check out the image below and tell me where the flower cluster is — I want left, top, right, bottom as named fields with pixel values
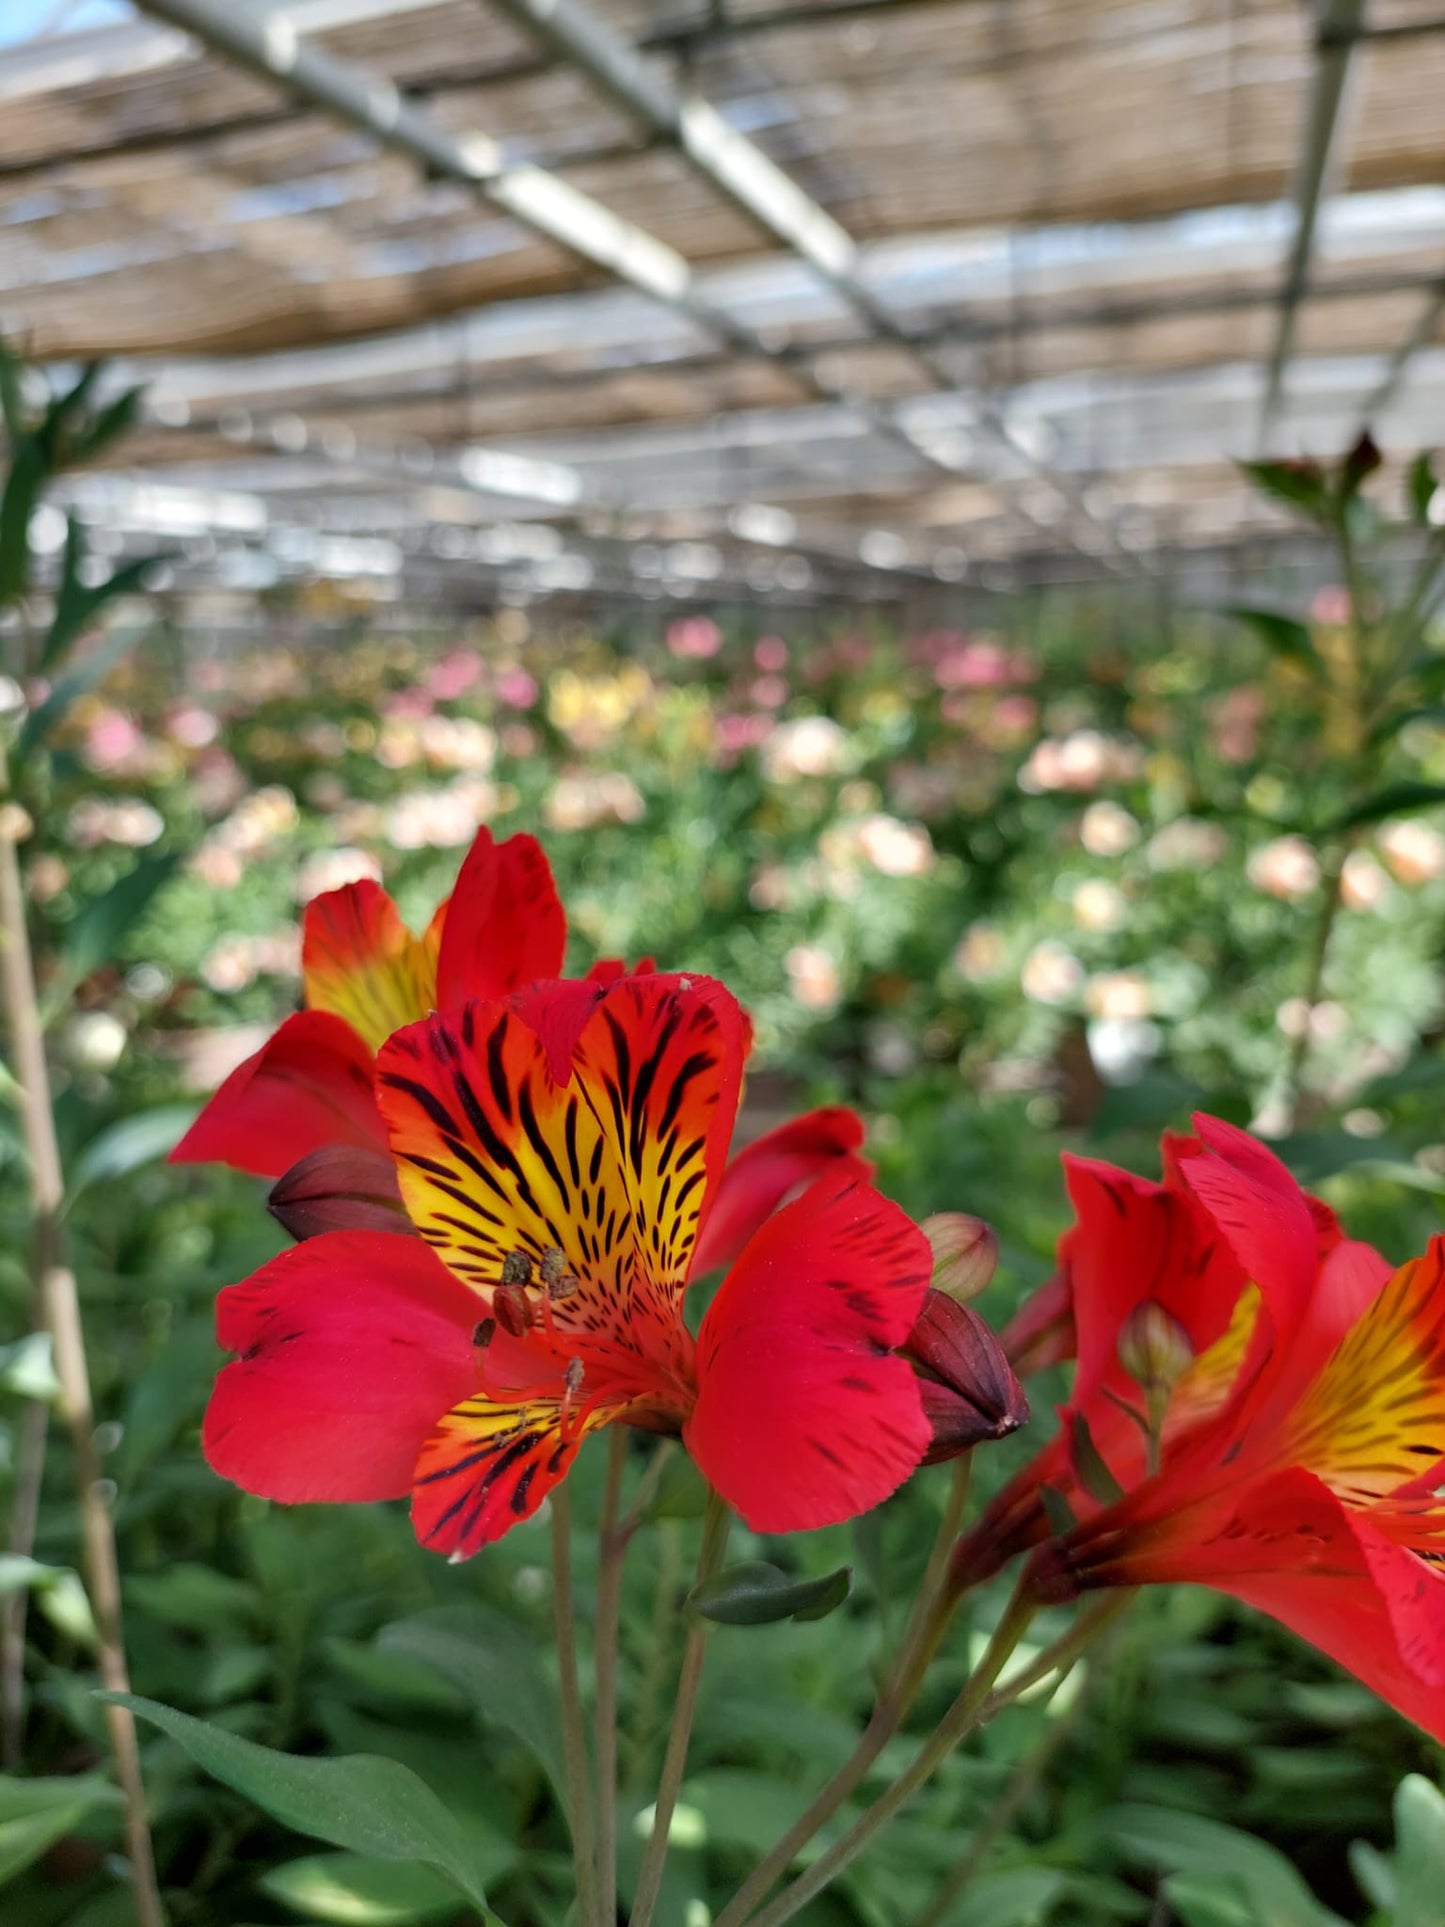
left=970, top=1116, right=1445, bottom=1740
left=179, top=828, right=1024, bottom=1556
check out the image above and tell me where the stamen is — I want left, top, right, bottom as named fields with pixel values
left=472, top=1316, right=496, bottom=1350
left=494, top=1286, right=534, bottom=1337
left=565, top=1357, right=585, bottom=1397
left=501, top=1248, right=534, bottom=1287
left=539, top=1247, right=567, bottom=1285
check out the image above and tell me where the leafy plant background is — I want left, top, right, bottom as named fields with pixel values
left=5, top=371, right=1445, bottom=1923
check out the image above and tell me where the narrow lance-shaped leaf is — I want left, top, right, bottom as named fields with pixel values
left=17, top=625, right=141, bottom=762
left=107, top=1693, right=501, bottom=1918
left=65, top=850, right=180, bottom=984
left=688, top=1560, right=853, bottom=1626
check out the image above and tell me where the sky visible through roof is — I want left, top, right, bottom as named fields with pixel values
left=0, top=0, right=130, bottom=48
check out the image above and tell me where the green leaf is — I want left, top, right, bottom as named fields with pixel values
left=376, top=1605, right=566, bottom=1804
left=0, top=345, right=26, bottom=445
left=687, top=1560, right=853, bottom=1627
left=1392, top=1774, right=1445, bottom=1927
left=0, top=1554, right=96, bottom=1645
left=1068, top=1413, right=1124, bottom=1505
left=0, top=439, right=44, bottom=608
left=260, top=1851, right=469, bottom=1925
left=1224, top=604, right=1319, bottom=670
left=1408, top=451, right=1438, bottom=525
left=1239, top=458, right=1332, bottom=525
left=1329, top=783, right=1445, bottom=831
left=945, top=1867, right=1069, bottom=1926
left=42, top=524, right=158, bottom=674
left=17, top=625, right=141, bottom=762
left=0, top=1331, right=59, bottom=1401
left=65, top=851, right=181, bottom=984
left=1107, top=1804, right=1346, bottom=1927
left=0, top=1774, right=119, bottom=1889
left=641, top=1451, right=708, bottom=1521
left=108, top=1693, right=500, bottom=1918
left=67, top=1103, right=197, bottom=1201
left=72, top=386, right=144, bottom=465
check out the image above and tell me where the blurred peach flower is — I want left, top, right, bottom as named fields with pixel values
left=1147, top=818, right=1228, bottom=871
left=543, top=771, right=646, bottom=832
left=1021, top=941, right=1084, bottom=1006
left=1378, top=818, right=1445, bottom=885
left=785, top=943, right=843, bottom=1012
left=1085, top=970, right=1153, bottom=1021
left=761, top=716, right=850, bottom=782
left=1079, top=801, right=1140, bottom=857
left=1247, top=835, right=1320, bottom=901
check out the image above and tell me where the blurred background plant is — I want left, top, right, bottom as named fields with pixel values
left=5, top=342, right=1445, bottom=1924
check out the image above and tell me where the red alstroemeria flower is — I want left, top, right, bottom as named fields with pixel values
left=960, top=1115, right=1445, bottom=1740
left=170, top=827, right=565, bottom=1178
left=203, top=973, right=933, bottom=1555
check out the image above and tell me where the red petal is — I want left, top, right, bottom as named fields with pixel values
left=435, top=829, right=566, bottom=1011
left=1179, top=1114, right=1320, bottom=1335
left=1212, top=1472, right=1445, bottom=1741
left=169, top=1011, right=385, bottom=1179
left=203, top=1232, right=480, bottom=1503
left=687, top=1179, right=932, bottom=1533
left=303, top=881, right=440, bottom=1053
left=411, top=1393, right=619, bottom=1559
left=692, top=1106, right=873, bottom=1276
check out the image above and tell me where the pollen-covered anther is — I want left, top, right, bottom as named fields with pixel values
left=501, top=1248, right=534, bottom=1287
left=472, top=1316, right=496, bottom=1350
left=565, top=1357, right=585, bottom=1397
left=1118, top=1298, right=1194, bottom=1396
left=493, top=1285, right=534, bottom=1337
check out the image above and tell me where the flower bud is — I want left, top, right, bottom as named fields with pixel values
left=921, top=1213, right=998, bottom=1303
left=1117, top=1298, right=1193, bottom=1395
left=268, top=1145, right=409, bottom=1241
left=902, top=1289, right=1029, bottom=1465
left=1000, top=1271, right=1076, bottom=1377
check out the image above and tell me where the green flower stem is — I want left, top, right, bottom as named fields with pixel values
left=0, top=765, right=166, bottom=1927
left=550, top=1484, right=601, bottom=1927
left=744, top=1589, right=1131, bottom=1927
left=712, top=1478, right=969, bottom=1927
left=593, top=1429, right=629, bottom=1926
left=628, top=1489, right=730, bottom=1927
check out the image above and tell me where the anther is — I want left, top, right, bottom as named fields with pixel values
left=493, top=1286, right=533, bottom=1337
left=539, top=1246, right=567, bottom=1285
left=472, top=1316, right=496, bottom=1350
left=501, top=1248, right=534, bottom=1287
left=565, top=1357, right=585, bottom=1397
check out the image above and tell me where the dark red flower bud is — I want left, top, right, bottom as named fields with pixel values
left=1000, top=1270, right=1076, bottom=1378
left=267, top=1145, right=410, bottom=1242
left=902, top=1289, right=1029, bottom=1465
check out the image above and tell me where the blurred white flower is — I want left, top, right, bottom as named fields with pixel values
left=762, top=716, right=850, bottom=783
left=64, top=1011, right=127, bottom=1072
left=1021, top=941, right=1084, bottom=1006
left=1340, top=849, right=1393, bottom=912
left=1247, top=835, right=1320, bottom=901
left=785, top=943, right=842, bottom=1012
left=1147, top=819, right=1228, bottom=871
left=1071, top=878, right=1127, bottom=933
left=1379, top=818, right=1445, bottom=885
left=297, top=847, right=384, bottom=903
left=1019, top=730, right=1142, bottom=796
left=855, top=813, right=935, bottom=878
left=1079, top=800, right=1140, bottom=857
left=1085, top=971, right=1153, bottom=1020
left=1087, top=1016, right=1161, bottom=1085
left=543, top=771, right=646, bottom=833
left=953, top=922, right=1005, bottom=982
left=67, top=798, right=164, bottom=849
left=387, top=780, right=499, bottom=850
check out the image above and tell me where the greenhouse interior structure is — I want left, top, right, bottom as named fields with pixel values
left=11, top=4, right=1445, bottom=1927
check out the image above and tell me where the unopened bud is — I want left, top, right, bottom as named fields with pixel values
left=903, top=1289, right=1029, bottom=1465
left=1000, top=1272, right=1076, bottom=1377
left=1117, top=1298, right=1193, bottom=1395
left=493, top=1285, right=534, bottom=1337
left=921, top=1213, right=998, bottom=1303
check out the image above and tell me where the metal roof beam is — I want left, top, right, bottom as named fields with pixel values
left=1259, top=0, right=1369, bottom=443
left=480, top=0, right=1145, bottom=573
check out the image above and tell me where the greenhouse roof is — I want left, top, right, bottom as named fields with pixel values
left=4, top=0, right=1445, bottom=597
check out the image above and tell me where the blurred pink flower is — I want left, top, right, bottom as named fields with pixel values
left=666, top=616, right=723, bottom=660
left=751, top=675, right=789, bottom=708
left=425, top=648, right=484, bottom=701
left=495, top=666, right=539, bottom=710
left=1310, top=584, right=1352, bottom=626
left=754, top=636, right=789, bottom=672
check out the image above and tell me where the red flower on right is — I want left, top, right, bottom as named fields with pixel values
left=963, top=1114, right=1445, bottom=1740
